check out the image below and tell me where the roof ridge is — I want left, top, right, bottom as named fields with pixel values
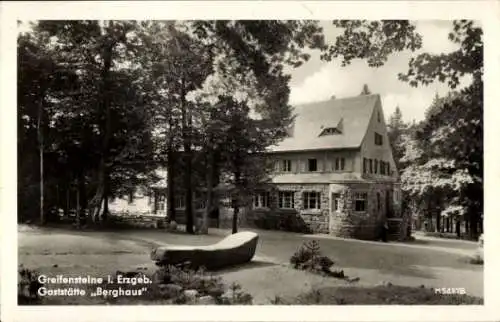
left=293, top=93, right=380, bottom=108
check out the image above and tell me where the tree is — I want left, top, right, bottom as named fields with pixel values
left=323, top=20, right=483, bottom=239
left=387, top=106, right=407, bottom=174
left=19, top=21, right=158, bottom=225
left=185, top=20, right=324, bottom=233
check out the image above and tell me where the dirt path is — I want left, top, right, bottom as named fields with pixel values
left=18, top=225, right=484, bottom=301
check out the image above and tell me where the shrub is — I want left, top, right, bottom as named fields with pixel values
left=289, top=240, right=347, bottom=276
left=151, top=264, right=253, bottom=304
left=18, top=265, right=43, bottom=304
left=272, top=285, right=483, bottom=305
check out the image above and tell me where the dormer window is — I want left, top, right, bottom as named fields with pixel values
left=319, top=118, right=343, bottom=137
left=319, top=127, right=342, bottom=136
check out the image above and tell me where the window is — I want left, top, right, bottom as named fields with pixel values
left=363, top=158, right=367, bottom=173
left=308, top=159, right=317, bottom=172
left=375, top=132, right=383, bottom=146
left=332, top=193, right=341, bottom=211
left=175, top=195, right=185, bottom=209
left=369, top=159, right=373, bottom=174
left=303, top=191, right=321, bottom=210
left=335, top=157, right=345, bottom=171
left=154, top=192, right=166, bottom=213
left=319, top=127, right=342, bottom=136
left=196, top=199, right=207, bottom=209
left=278, top=191, right=295, bottom=209
left=377, top=111, right=381, bottom=123
left=281, top=160, right=292, bottom=172
left=380, top=161, right=385, bottom=175
left=387, top=163, right=390, bottom=176
left=374, top=159, right=378, bottom=174
left=354, top=192, right=367, bottom=212
left=254, top=191, right=270, bottom=208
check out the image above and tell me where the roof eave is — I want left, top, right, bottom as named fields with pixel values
left=265, top=146, right=360, bottom=154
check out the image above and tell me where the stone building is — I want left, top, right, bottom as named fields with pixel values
left=242, top=93, right=403, bottom=239
left=109, top=93, right=405, bottom=240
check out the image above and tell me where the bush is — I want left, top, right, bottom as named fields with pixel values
left=272, top=284, right=483, bottom=305
left=18, top=265, right=43, bottom=304
left=149, top=263, right=253, bottom=304
left=289, top=240, right=348, bottom=277
left=18, top=263, right=253, bottom=305
left=423, top=231, right=476, bottom=241
left=253, top=212, right=311, bottom=233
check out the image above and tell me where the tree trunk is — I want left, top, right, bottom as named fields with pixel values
left=102, top=172, right=109, bottom=222
left=180, top=76, right=194, bottom=234
left=65, top=185, right=70, bottom=217
left=90, top=31, right=114, bottom=224
left=455, top=218, right=461, bottom=238
left=37, top=95, right=45, bottom=225
left=201, top=148, right=215, bottom=234
left=77, top=171, right=87, bottom=227
left=232, top=168, right=241, bottom=234
left=469, top=212, right=478, bottom=240
left=232, top=205, right=239, bottom=234
left=167, top=147, right=176, bottom=221
left=436, top=211, right=441, bottom=233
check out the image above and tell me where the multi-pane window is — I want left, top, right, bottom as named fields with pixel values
left=175, top=195, right=185, bottom=209
left=254, top=191, right=270, bottom=208
left=308, top=159, right=318, bottom=172
left=332, top=193, right=341, bottom=211
left=335, top=157, right=346, bottom=171
left=278, top=191, right=295, bottom=209
left=155, top=193, right=166, bottom=213
left=303, top=191, right=321, bottom=210
left=375, top=132, right=383, bottom=145
left=281, top=160, right=292, bottom=172
left=374, top=159, right=378, bottom=174
left=354, top=192, right=368, bottom=212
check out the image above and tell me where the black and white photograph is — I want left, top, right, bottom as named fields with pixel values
left=1, top=1, right=498, bottom=321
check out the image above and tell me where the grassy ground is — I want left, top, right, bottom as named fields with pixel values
left=271, top=285, right=483, bottom=305
left=18, top=224, right=483, bottom=304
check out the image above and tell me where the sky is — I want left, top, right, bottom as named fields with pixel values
left=18, top=20, right=471, bottom=123
left=286, top=20, right=472, bottom=123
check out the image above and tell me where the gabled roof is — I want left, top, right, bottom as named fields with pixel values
left=269, top=94, right=380, bottom=152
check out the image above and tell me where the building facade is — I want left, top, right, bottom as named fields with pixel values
left=109, top=94, right=405, bottom=240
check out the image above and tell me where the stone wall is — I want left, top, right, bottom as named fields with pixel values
left=328, top=182, right=398, bottom=240
left=239, top=183, right=330, bottom=234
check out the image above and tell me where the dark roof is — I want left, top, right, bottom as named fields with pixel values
left=269, top=94, right=380, bottom=152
